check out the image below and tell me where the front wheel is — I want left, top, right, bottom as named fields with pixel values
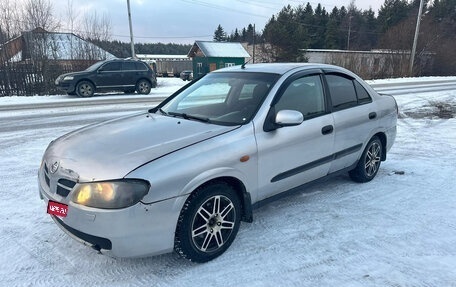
left=349, top=136, right=383, bottom=183
left=174, top=182, right=241, bottom=263
left=76, top=81, right=94, bottom=97
left=136, top=79, right=151, bottom=94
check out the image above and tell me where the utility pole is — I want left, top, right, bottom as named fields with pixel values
left=127, top=0, right=136, bottom=59
left=252, top=24, right=255, bottom=64
left=409, top=0, right=424, bottom=76
left=347, top=15, right=353, bottom=50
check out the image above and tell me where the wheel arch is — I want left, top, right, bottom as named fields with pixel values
left=76, top=78, right=96, bottom=88
left=373, top=132, right=387, bottom=161
left=188, top=176, right=253, bottom=223
left=136, top=77, right=152, bottom=86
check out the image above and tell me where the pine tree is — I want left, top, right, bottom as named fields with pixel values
left=263, top=5, right=306, bottom=61
left=313, top=4, right=328, bottom=48
left=325, top=7, right=340, bottom=49
left=230, top=28, right=241, bottom=42
left=213, top=24, right=227, bottom=42
left=377, top=0, right=411, bottom=33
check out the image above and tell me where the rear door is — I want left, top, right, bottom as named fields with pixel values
left=324, top=72, right=377, bottom=173
left=121, top=61, right=139, bottom=89
left=255, top=72, right=335, bottom=200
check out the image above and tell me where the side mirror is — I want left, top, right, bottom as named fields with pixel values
left=275, top=110, right=303, bottom=127
left=263, top=108, right=304, bottom=132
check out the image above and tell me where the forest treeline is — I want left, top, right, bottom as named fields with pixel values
left=96, top=0, right=456, bottom=75
left=92, top=40, right=192, bottom=57
left=214, top=0, right=456, bottom=75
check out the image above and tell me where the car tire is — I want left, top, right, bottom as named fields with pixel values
left=349, top=136, right=383, bottom=183
left=174, top=181, right=241, bottom=263
left=76, top=81, right=95, bottom=97
left=136, top=80, right=151, bottom=94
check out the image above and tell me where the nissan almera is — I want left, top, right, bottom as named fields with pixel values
left=38, top=63, right=397, bottom=262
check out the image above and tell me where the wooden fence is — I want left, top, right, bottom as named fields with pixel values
left=0, top=60, right=95, bottom=97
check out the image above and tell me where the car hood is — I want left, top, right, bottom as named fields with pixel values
left=57, top=71, right=89, bottom=79
left=45, top=112, right=238, bottom=182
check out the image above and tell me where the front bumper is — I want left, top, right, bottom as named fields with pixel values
left=38, top=168, right=187, bottom=258
left=55, top=80, right=76, bottom=93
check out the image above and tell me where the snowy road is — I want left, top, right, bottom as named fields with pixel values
left=0, top=78, right=455, bottom=286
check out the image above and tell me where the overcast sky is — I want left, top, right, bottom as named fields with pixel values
left=50, top=0, right=385, bottom=44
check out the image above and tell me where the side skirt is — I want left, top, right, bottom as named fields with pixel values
left=251, top=162, right=357, bottom=211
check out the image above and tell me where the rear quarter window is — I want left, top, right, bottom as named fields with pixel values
left=135, top=62, right=149, bottom=71
left=354, top=81, right=372, bottom=104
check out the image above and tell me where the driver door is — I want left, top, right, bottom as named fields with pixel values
left=255, top=73, right=335, bottom=200
left=97, top=61, right=122, bottom=88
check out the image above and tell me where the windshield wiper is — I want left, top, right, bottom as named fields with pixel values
left=158, top=108, right=168, bottom=115
left=167, top=111, right=211, bottom=123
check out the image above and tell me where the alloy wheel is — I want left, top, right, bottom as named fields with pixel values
left=365, top=141, right=381, bottom=177
left=191, top=195, right=236, bottom=253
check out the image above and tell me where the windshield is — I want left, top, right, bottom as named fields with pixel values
left=159, top=72, right=279, bottom=126
left=85, top=61, right=105, bottom=71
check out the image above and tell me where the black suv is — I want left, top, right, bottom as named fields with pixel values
left=55, top=58, right=157, bottom=97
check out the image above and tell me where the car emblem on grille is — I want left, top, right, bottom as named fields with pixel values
left=50, top=161, right=60, bottom=174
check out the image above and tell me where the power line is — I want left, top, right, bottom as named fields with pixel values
left=179, top=0, right=270, bottom=18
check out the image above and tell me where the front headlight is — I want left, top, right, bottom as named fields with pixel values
left=72, top=179, right=149, bottom=209
left=63, top=76, right=74, bottom=81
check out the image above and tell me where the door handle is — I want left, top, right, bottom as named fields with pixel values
left=321, top=125, right=334, bottom=135
left=369, top=112, right=377, bottom=119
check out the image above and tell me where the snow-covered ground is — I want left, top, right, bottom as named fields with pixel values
left=0, top=78, right=455, bottom=287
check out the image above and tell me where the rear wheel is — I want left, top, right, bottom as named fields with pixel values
left=174, top=182, right=241, bottom=263
left=76, top=81, right=94, bottom=97
left=349, top=136, right=382, bottom=182
left=136, top=79, right=151, bottom=94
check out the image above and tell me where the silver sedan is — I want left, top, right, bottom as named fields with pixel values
left=38, top=63, right=397, bottom=262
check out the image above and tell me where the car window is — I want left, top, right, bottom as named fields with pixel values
left=239, top=82, right=270, bottom=101
left=239, top=84, right=256, bottom=100
left=122, top=62, right=136, bottom=71
left=354, top=80, right=372, bottom=104
left=176, top=82, right=231, bottom=110
left=101, top=62, right=121, bottom=72
left=159, top=72, right=279, bottom=126
left=135, top=62, right=149, bottom=71
left=326, top=74, right=358, bottom=110
left=275, top=75, right=325, bottom=118
left=85, top=61, right=104, bottom=71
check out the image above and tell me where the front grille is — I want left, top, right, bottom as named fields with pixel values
left=57, top=178, right=77, bottom=197
left=43, top=162, right=77, bottom=198
left=43, top=164, right=50, bottom=188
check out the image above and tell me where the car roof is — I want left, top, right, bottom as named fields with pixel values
left=214, top=63, right=352, bottom=76
left=103, top=58, right=146, bottom=63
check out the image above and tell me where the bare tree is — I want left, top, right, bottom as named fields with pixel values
left=80, top=11, right=112, bottom=60
left=0, top=0, right=22, bottom=42
left=21, top=0, right=60, bottom=32
left=64, top=0, right=81, bottom=60
left=65, top=0, right=80, bottom=34
left=82, top=11, right=112, bottom=42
